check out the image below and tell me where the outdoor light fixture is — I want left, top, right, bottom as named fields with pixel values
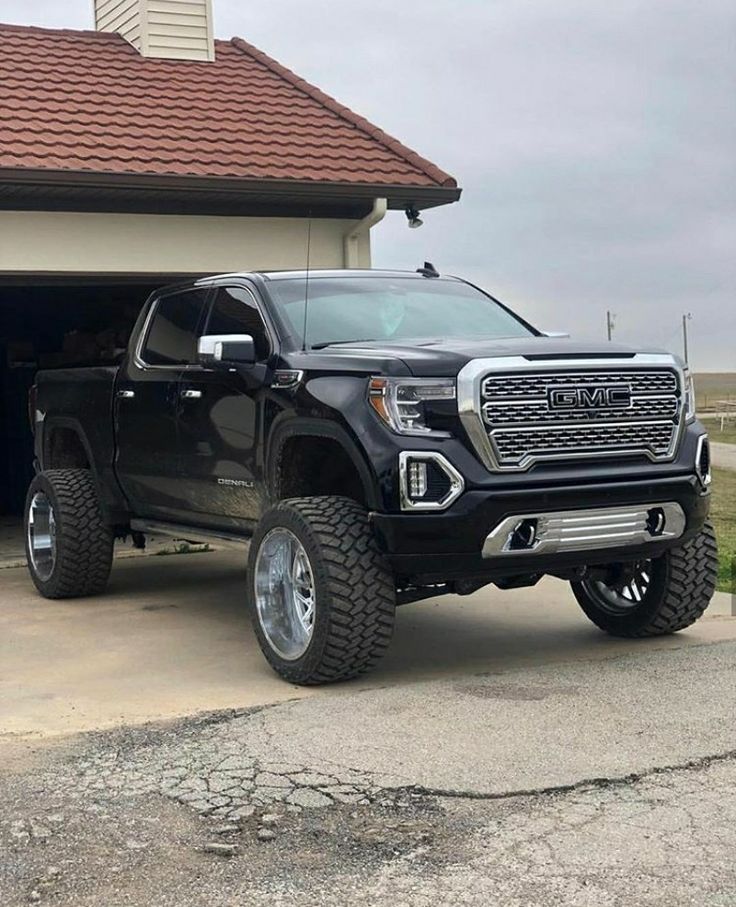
left=405, top=206, right=424, bottom=229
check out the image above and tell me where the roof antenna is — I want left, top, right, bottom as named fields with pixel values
left=301, top=214, right=313, bottom=351
left=417, top=261, right=440, bottom=278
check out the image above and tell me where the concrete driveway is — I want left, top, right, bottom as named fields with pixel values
left=2, top=551, right=736, bottom=906
left=712, top=440, right=736, bottom=470
left=1, top=549, right=733, bottom=737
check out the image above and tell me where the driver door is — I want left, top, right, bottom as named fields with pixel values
left=175, top=285, right=273, bottom=530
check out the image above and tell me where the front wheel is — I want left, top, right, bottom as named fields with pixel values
left=247, top=496, right=396, bottom=685
left=571, top=521, right=718, bottom=638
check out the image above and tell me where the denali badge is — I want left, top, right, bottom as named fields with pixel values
left=217, top=478, right=254, bottom=488
left=547, top=384, right=632, bottom=410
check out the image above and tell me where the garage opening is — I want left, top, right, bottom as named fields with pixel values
left=0, top=276, right=186, bottom=518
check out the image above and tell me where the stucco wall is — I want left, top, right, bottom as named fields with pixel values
left=0, top=211, right=371, bottom=275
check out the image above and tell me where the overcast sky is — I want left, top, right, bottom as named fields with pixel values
left=4, top=0, right=735, bottom=370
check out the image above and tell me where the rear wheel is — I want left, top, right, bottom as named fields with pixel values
left=24, top=469, right=114, bottom=599
left=571, top=521, right=718, bottom=637
left=247, top=496, right=395, bottom=684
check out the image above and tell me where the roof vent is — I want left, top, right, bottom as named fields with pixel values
left=94, top=0, right=215, bottom=62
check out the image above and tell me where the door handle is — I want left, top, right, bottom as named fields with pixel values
left=181, top=389, right=203, bottom=399
left=117, top=389, right=135, bottom=399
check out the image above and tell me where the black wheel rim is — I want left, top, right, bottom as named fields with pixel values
left=581, top=561, right=655, bottom=616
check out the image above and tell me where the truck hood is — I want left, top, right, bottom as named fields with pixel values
left=299, top=336, right=677, bottom=378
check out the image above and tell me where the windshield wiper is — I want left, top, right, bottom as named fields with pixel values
left=310, top=338, right=377, bottom=350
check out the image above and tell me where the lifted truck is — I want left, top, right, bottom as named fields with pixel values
left=26, top=267, right=717, bottom=684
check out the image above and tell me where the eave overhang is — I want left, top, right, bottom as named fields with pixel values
left=0, top=168, right=461, bottom=218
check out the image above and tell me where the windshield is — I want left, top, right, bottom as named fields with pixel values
left=266, top=276, right=535, bottom=348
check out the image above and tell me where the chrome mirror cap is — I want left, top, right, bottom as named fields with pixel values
left=198, top=333, right=255, bottom=365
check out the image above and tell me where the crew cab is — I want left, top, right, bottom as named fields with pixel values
left=25, top=267, right=717, bottom=683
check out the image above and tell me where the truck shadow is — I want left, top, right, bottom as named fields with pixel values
left=100, top=548, right=693, bottom=685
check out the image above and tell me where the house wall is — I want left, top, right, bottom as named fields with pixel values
left=95, top=0, right=143, bottom=52
left=145, top=0, right=214, bottom=61
left=0, top=211, right=372, bottom=275
left=94, top=0, right=215, bottom=61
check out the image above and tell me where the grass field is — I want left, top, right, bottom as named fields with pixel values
left=694, top=373, right=736, bottom=412
left=701, top=417, right=736, bottom=446
left=711, top=467, right=735, bottom=593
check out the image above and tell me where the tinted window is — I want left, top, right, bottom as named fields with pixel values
left=142, top=290, right=209, bottom=366
left=205, top=287, right=270, bottom=360
left=266, top=277, right=535, bottom=348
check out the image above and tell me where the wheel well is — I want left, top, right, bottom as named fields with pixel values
left=276, top=436, right=368, bottom=507
left=45, top=427, right=90, bottom=470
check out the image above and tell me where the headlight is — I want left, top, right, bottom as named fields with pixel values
left=684, top=369, right=696, bottom=422
left=368, top=377, right=456, bottom=436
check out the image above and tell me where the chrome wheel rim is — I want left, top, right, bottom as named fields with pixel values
left=254, top=528, right=316, bottom=661
left=28, top=491, right=57, bottom=582
left=581, top=561, right=653, bottom=615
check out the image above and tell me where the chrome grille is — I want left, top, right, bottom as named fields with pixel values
left=492, top=421, right=676, bottom=460
left=484, top=395, right=678, bottom=424
left=482, top=371, right=677, bottom=398
left=475, top=366, right=683, bottom=470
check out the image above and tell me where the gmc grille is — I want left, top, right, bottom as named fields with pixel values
left=478, top=368, right=683, bottom=470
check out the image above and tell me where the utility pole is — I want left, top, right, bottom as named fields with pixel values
left=606, top=311, right=616, bottom=342
left=682, top=313, right=692, bottom=365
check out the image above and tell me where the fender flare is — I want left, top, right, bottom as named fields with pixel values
left=39, top=416, right=130, bottom=522
left=40, top=416, right=96, bottom=477
left=266, top=417, right=379, bottom=511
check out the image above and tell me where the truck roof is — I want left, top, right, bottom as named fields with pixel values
left=196, top=268, right=460, bottom=284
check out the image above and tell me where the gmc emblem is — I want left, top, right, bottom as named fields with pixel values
left=547, top=384, right=632, bottom=410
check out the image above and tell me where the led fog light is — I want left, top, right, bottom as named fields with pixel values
left=695, top=435, right=711, bottom=488
left=399, top=452, right=464, bottom=512
left=408, top=461, right=428, bottom=498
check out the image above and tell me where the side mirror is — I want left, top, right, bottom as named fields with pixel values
left=198, top=334, right=256, bottom=367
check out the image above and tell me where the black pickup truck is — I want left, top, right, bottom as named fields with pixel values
left=26, top=266, right=716, bottom=684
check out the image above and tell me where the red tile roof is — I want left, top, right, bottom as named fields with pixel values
left=0, top=23, right=457, bottom=192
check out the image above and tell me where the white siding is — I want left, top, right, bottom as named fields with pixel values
left=95, top=0, right=143, bottom=52
left=94, top=0, right=215, bottom=61
left=146, top=0, right=214, bottom=61
left=0, top=212, right=372, bottom=274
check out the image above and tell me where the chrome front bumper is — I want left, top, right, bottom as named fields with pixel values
left=482, top=502, right=686, bottom=558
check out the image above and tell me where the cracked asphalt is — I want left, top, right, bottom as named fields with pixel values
left=2, top=552, right=736, bottom=905
left=3, top=641, right=736, bottom=905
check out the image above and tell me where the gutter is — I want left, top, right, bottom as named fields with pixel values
left=0, top=168, right=461, bottom=209
left=343, top=198, right=388, bottom=268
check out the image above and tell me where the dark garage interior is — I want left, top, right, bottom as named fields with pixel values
left=0, top=278, right=171, bottom=516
